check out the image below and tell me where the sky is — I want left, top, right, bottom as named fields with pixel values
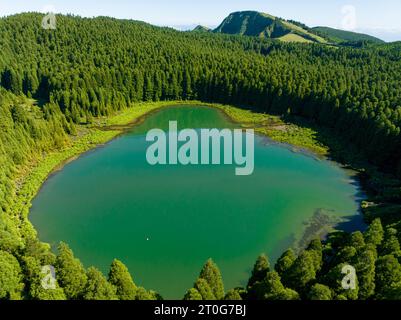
left=0, top=0, right=400, bottom=41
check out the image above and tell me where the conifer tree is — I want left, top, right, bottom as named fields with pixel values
left=224, top=289, right=243, bottom=300
left=354, top=246, right=376, bottom=299
left=247, top=254, right=270, bottom=288
left=194, top=278, right=216, bottom=300
left=22, top=256, right=66, bottom=300
left=0, top=250, right=24, bottom=299
left=308, top=284, right=332, bottom=300
left=198, top=259, right=225, bottom=300
left=275, top=249, right=296, bottom=277
left=55, top=242, right=87, bottom=299
left=375, top=255, right=401, bottom=299
left=285, top=251, right=317, bottom=294
left=381, top=228, right=401, bottom=257
left=184, top=288, right=203, bottom=300
left=108, top=259, right=137, bottom=300
left=364, top=219, right=384, bottom=246
left=83, top=267, right=117, bottom=300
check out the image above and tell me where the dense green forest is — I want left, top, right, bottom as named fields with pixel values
left=1, top=12, right=401, bottom=300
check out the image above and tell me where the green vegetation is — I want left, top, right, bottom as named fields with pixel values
left=213, top=11, right=326, bottom=43
left=108, top=259, right=137, bottom=300
left=280, top=20, right=327, bottom=43
left=0, top=250, right=24, bottom=299
left=83, top=267, right=117, bottom=300
left=0, top=12, right=401, bottom=300
left=56, top=242, right=88, bottom=299
left=184, top=259, right=225, bottom=300
left=257, top=126, right=328, bottom=155
left=193, top=25, right=211, bottom=33
left=311, top=26, right=385, bottom=44
left=199, top=10, right=383, bottom=46
left=278, top=33, right=313, bottom=43
left=214, top=11, right=286, bottom=38
left=209, top=103, right=329, bottom=155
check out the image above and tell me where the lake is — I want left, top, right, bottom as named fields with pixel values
left=30, top=105, right=363, bottom=299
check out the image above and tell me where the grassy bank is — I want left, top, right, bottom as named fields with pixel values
left=90, top=100, right=330, bottom=158
left=208, top=103, right=329, bottom=155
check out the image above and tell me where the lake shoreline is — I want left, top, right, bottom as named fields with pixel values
left=30, top=105, right=364, bottom=298
left=14, top=100, right=365, bottom=240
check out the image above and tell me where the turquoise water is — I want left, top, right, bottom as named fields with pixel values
left=30, top=106, right=361, bottom=299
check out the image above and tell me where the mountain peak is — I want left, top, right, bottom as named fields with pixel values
left=213, top=11, right=326, bottom=43
left=212, top=10, right=383, bottom=44
left=193, top=25, right=211, bottom=32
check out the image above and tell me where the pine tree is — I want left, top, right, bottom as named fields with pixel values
left=285, top=251, right=317, bottom=294
left=349, top=231, right=365, bottom=250
left=335, top=246, right=357, bottom=265
left=224, top=289, right=243, bottom=300
left=184, top=288, right=203, bottom=300
left=55, top=242, right=87, bottom=299
left=247, top=254, right=270, bottom=288
left=0, top=250, right=24, bottom=299
left=194, top=278, right=216, bottom=300
left=307, top=238, right=323, bottom=272
left=275, top=249, right=296, bottom=277
left=135, top=287, right=160, bottom=300
left=198, top=259, right=225, bottom=300
left=375, top=255, right=401, bottom=299
left=364, top=219, right=384, bottom=246
left=308, top=284, right=332, bottom=300
left=323, top=263, right=359, bottom=300
left=83, top=267, right=117, bottom=300
left=22, top=256, right=66, bottom=300
left=354, top=246, right=376, bottom=299
left=381, top=227, right=401, bottom=257
left=263, top=271, right=299, bottom=300
left=108, top=259, right=137, bottom=300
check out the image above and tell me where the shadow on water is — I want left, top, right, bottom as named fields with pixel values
left=338, top=173, right=368, bottom=233
left=335, top=214, right=368, bottom=233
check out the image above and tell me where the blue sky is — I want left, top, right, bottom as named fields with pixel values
left=1, top=0, right=400, bottom=41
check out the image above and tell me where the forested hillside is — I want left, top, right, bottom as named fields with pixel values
left=210, top=11, right=384, bottom=45
left=311, top=26, right=384, bottom=44
left=1, top=13, right=401, bottom=300
left=2, top=13, right=401, bottom=172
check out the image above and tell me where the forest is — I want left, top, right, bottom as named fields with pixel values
left=1, top=12, right=401, bottom=300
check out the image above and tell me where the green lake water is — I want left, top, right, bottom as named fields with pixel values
left=30, top=105, right=363, bottom=299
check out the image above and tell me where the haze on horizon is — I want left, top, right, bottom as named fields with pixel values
left=0, top=0, right=400, bottom=42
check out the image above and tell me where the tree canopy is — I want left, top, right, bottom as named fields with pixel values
left=1, top=13, right=401, bottom=301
